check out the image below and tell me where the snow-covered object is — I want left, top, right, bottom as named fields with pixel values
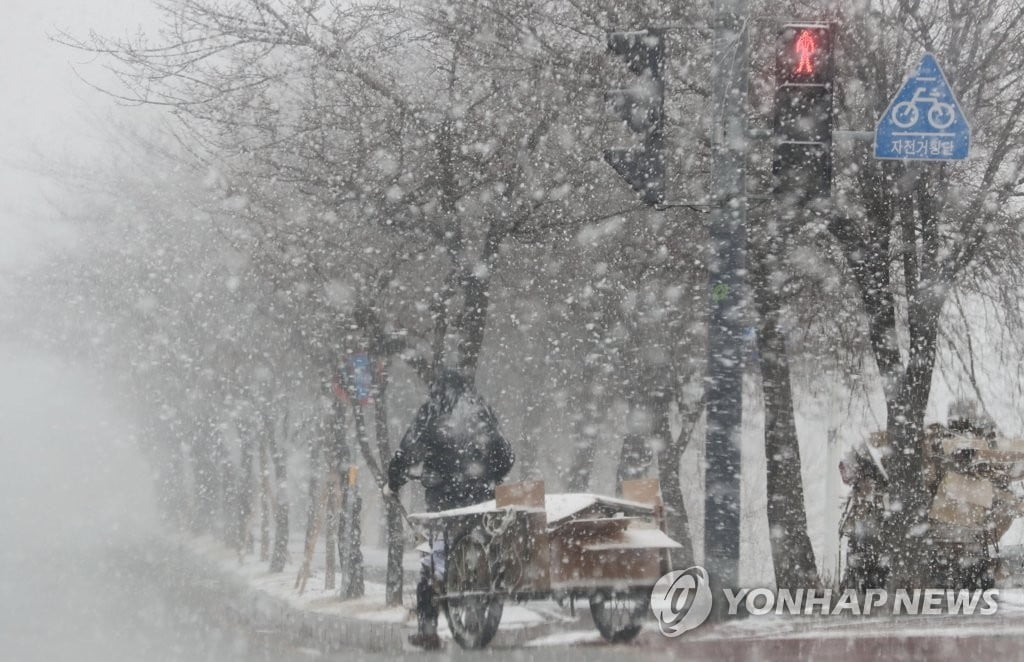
left=407, top=492, right=655, bottom=528
left=582, top=526, right=683, bottom=551
left=408, top=487, right=675, bottom=590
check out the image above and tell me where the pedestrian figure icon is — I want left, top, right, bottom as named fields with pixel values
left=875, top=53, right=970, bottom=161
left=794, top=31, right=816, bottom=74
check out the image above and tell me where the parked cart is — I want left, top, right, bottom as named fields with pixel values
left=408, top=478, right=682, bottom=649
left=839, top=402, right=1024, bottom=590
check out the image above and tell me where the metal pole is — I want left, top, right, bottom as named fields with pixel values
left=704, top=0, right=749, bottom=596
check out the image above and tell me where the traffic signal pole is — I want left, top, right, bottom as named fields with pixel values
left=605, top=13, right=830, bottom=599
left=704, top=0, right=749, bottom=599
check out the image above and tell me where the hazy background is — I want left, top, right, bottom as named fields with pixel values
left=0, top=5, right=167, bottom=659
left=0, top=0, right=161, bottom=545
left=0, top=0, right=154, bottom=271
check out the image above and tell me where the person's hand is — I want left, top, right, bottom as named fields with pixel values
left=382, top=484, right=397, bottom=500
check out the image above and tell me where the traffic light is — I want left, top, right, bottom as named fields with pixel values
left=772, top=23, right=834, bottom=201
left=604, top=29, right=665, bottom=206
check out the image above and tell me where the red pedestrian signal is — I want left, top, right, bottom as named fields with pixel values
left=773, top=23, right=835, bottom=201
left=794, top=30, right=817, bottom=75
left=777, top=24, right=833, bottom=85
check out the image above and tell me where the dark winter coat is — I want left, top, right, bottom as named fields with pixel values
left=387, top=371, right=514, bottom=511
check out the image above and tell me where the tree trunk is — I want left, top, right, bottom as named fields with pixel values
left=566, top=422, right=599, bottom=492
left=431, top=116, right=460, bottom=380
left=566, top=362, right=606, bottom=492
left=258, top=435, right=271, bottom=562
left=324, top=473, right=339, bottom=591
left=458, top=225, right=502, bottom=384
left=268, top=428, right=290, bottom=573
left=750, top=214, right=819, bottom=588
left=616, top=430, right=653, bottom=488
left=653, top=390, right=695, bottom=568
left=430, top=275, right=457, bottom=378
left=210, top=424, right=236, bottom=546
left=517, top=384, right=544, bottom=481
left=342, top=486, right=365, bottom=599
left=302, top=422, right=323, bottom=575
left=236, top=416, right=255, bottom=556
left=753, top=278, right=819, bottom=587
left=189, top=422, right=221, bottom=535
left=883, top=294, right=944, bottom=586
left=371, top=365, right=404, bottom=607
left=353, top=305, right=406, bottom=605
left=383, top=498, right=403, bottom=605
left=342, top=402, right=368, bottom=599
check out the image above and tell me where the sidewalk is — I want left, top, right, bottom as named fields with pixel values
left=172, top=533, right=581, bottom=653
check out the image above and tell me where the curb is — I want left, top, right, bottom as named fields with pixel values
left=144, top=536, right=573, bottom=654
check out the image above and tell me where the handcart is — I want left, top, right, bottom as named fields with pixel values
left=408, top=478, right=682, bottom=649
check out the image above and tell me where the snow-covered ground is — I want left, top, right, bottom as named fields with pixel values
left=178, top=533, right=580, bottom=645
left=178, top=530, right=1024, bottom=653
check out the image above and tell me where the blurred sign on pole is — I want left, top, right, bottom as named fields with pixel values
left=331, top=352, right=375, bottom=405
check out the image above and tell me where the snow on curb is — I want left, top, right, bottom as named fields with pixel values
left=150, top=533, right=410, bottom=653
left=156, top=532, right=578, bottom=653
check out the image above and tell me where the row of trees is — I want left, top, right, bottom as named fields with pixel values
left=13, top=0, right=1024, bottom=595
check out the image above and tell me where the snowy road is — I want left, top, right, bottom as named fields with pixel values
left=0, top=543, right=310, bottom=662
left=0, top=348, right=315, bottom=661
left=366, top=629, right=1024, bottom=662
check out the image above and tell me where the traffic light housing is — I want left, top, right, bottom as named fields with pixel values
left=772, top=23, right=834, bottom=201
left=604, top=29, right=665, bottom=206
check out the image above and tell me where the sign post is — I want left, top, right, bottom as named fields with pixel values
left=875, top=53, right=970, bottom=161
left=704, top=0, right=749, bottom=606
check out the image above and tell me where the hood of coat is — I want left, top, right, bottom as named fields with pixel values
left=428, top=369, right=469, bottom=417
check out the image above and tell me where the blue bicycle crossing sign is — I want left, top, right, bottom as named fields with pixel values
left=875, top=53, right=970, bottom=161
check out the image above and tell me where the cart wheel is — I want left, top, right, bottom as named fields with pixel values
left=590, top=589, right=647, bottom=643
left=443, top=528, right=503, bottom=649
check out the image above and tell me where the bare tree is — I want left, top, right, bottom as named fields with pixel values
left=826, top=0, right=1024, bottom=582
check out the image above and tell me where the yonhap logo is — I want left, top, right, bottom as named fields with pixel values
left=650, top=566, right=999, bottom=640
left=650, top=566, right=714, bottom=637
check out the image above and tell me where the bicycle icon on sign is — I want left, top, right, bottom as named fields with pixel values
left=891, top=87, right=956, bottom=129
